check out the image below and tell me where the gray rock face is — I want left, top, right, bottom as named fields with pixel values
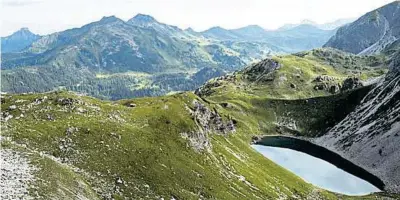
left=324, top=1, right=400, bottom=55
left=241, top=58, right=281, bottom=82
left=181, top=100, right=236, bottom=152
left=195, top=58, right=281, bottom=97
left=314, top=75, right=336, bottom=82
left=314, top=67, right=400, bottom=192
left=190, top=101, right=235, bottom=135
left=341, top=77, right=364, bottom=91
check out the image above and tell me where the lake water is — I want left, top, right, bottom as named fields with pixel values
left=252, top=145, right=381, bottom=195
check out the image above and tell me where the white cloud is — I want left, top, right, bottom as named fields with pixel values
left=1, top=0, right=396, bottom=36
left=2, top=0, right=44, bottom=7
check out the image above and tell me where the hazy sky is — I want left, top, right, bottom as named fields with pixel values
left=1, top=0, right=396, bottom=36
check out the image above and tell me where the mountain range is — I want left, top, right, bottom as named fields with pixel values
left=1, top=14, right=342, bottom=99
left=1, top=2, right=399, bottom=101
left=198, top=23, right=336, bottom=53
left=2, top=16, right=347, bottom=55
left=278, top=18, right=355, bottom=31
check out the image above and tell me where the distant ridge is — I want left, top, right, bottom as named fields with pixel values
left=324, top=1, right=400, bottom=55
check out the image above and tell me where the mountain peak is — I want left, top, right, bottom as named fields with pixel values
left=241, top=25, right=265, bottom=30
left=99, top=16, right=121, bottom=24
left=132, top=14, right=157, bottom=22
left=2, top=27, right=40, bottom=53
left=128, top=14, right=160, bottom=27
left=184, top=27, right=196, bottom=32
left=19, top=27, right=31, bottom=32
left=10, top=27, right=37, bottom=37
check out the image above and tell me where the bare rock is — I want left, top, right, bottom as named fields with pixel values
left=66, top=127, right=79, bottom=135
left=57, top=98, right=76, bottom=106
left=314, top=75, right=335, bottom=82
left=341, top=77, right=363, bottom=91
left=128, top=103, right=136, bottom=108
left=8, top=105, right=17, bottom=110
left=329, top=85, right=340, bottom=94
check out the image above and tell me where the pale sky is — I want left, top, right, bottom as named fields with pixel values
left=0, top=0, right=396, bottom=36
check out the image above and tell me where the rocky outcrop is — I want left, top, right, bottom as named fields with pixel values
left=312, top=76, right=364, bottom=94
left=182, top=100, right=236, bottom=152
left=194, top=76, right=229, bottom=97
left=240, top=58, right=281, bottom=83
left=195, top=58, right=281, bottom=97
left=312, top=75, right=340, bottom=93
left=341, top=77, right=364, bottom=91
left=314, top=65, right=400, bottom=192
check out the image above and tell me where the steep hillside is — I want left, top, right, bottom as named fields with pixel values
left=0, top=91, right=338, bottom=200
left=1, top=46, right=398, bottom=199
left=1, top=28, right=41, bottom=53
left=2, top=80, right=397, bottom=200
left=324, top=1, right=400, bottom=55
left=314, top=51, right=400, bottom=193
left=193, top=49, right=399, bottom=194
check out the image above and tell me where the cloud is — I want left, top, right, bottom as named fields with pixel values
left=2, top=0, right=43, bottom=7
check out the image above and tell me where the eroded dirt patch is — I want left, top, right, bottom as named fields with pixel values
left=1, top=147, right=36, bottom=199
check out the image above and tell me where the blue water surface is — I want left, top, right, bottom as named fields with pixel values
left=252, top=145, right=380, bottom=195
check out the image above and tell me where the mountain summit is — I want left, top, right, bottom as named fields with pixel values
left=1, top=28, right=41, bottom=53
left=128, top=13, right=159, bottom=26
left=131, top=13, right=157, bottom=22
left=98, top=15, right=122, bottom=24
left=127, top=13, right=183, bottom=35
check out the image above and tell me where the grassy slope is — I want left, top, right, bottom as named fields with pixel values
left=198, top=49, right=387, bottom=100
left=0, top=91, right=324, bottom=199
left=1, top=50, right=396, bottom=199
left=2, top=92, right=395, bottom=199
left=1, top=140, right=100, bottom=199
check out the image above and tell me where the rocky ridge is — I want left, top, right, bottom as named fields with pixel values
left=324, top=1, right=400, bottom=55
left=314, top=57, right=400, bottom=193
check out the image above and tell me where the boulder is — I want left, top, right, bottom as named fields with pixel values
left=341, top=77, right=363, bottom=91
left=8, top=105, right=17, bottom=110
left=329, top=85, right=340, bottom=94
left=128, top=103, right=137, bottom=108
